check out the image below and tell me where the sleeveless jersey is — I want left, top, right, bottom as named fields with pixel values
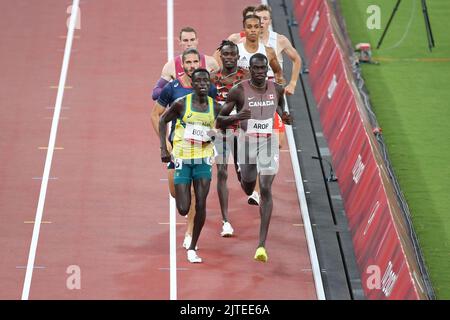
left=237, top=42, right=277, bottom=78
left=172, top=94, right=215, bottom=159
left=237, top=42, right=268, bottom=70
left=263, top=30, right=283, bottom=72
left=174, top=53, right=207, bottom=80
left=239, top=80, right=278, bottom=136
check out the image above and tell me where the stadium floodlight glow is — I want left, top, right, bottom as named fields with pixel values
left=376, top=0, right=435, bottom=51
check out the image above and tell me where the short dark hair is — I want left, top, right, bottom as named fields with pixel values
left=191, top=68, right=210, bottom=80
left=182, top=48, right=200, bottom=62
left=217, top=40, right=238, bottom=53
left=254, top=4, right=272, bottom=18
left=250, top=53, right=268, bottom=66
left=243, top=14, right=261, bottom=27
left=179, top=26, right=197, bottom=40
left=242, top=6, right=255, bottom=18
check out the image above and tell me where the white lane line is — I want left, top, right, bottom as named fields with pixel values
left=166, top=0, right=177, bottom=302
left=261, top=0, right=325, bottom=299
left=21, top=0, right=80, bottom=300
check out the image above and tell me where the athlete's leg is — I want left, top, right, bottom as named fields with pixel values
left=239, top=163, right=257, bottom=196
left=186, top=189, right=196, bottom=235
left=174, top=182, right=192, bottom=216
left=232, top=135, right=241, bottom=182
left=257, top=173, right=275, bottom=248
left=237, top=132, right=258, bottom=196
left=278, top=131, right=287, bottom=149
left=216, top=163, right=229, bottom=222
left=189, top=178, right=211, bottom=251
left=168, top=168, right=176, bottom=198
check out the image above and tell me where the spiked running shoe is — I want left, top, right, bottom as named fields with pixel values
left=220, top=221, right=234, bottom=237
left=254, top=247, right=268, bottom=263
left=248, top=191, right=260, bottom=206
left=187, top=250, right=202, bottom=263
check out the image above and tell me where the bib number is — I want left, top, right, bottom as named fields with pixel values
left=184, top=123, right=211, bottom=143
left=246, top=118, right=273, bottom=135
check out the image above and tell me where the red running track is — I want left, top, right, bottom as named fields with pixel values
left=0, top=0, right=317, bottom=299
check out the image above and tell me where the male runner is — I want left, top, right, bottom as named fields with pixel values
left=254, top=4, right=303, bottom=150
left=151, top=48, right=217, bottom=250
left=159, top=68, right=220, bottom=263
left=152, top=27, right=219, bottom=100
left=236, top=14, right=285, bottom=205
left=216, top=53, right=292, bottom=263
left=211, top=40, right=250, bottom=237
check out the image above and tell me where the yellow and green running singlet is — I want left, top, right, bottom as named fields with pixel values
left=172, top=94, right=215, bottom=160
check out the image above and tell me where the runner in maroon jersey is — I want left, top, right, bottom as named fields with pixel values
left=211, top=40, right=249, bottom=237
left=152, top=27, right=219, bottom=100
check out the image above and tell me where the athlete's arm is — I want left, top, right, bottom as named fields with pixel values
left=227, top=32, right=242, bottom=44
left=205, top=55, right=220, bottom=74
left=151, top=102, right=167, bottom=136
left=274, top=83, right=292, bottom=125
left=159, top=100, right=182, bottom=162
left=151, top=78, right=170, bottom=101
left=279, top=34, right=302, bottom=95
left=151, top=83, right=173, bottom=135
left=212, top=49, right=222, bottom=69
left=266, top=47, right=285, bottom=85
left=160, top=59, right=175, bottom=81
left=216, top=85, right=250, bottom=129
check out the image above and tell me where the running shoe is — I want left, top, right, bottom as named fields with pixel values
left=220, top=221, right=234, bottom=237
left=187, top=250, right=202, bottom=263
left=254, top=247, right=268, bottom=263
left=248, top=191, right=260, bottom=206
left=182, top=234, right=198, bottom=250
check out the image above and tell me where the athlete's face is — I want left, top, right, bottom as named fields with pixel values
left=255, top=10, right=271, bottom=33
left=250, top=58, right=268, bottom=82
left=244, top=18, right=261, bottom=42
left=179, top=32, right=199, bottom=51
left=192, top=72, right=210, bottom=96
left=220, top=45, right=239, bottom=69
left=182, top=53, right=200, bottom=76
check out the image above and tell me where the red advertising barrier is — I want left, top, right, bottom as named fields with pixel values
left=293, top=0, right=428, bottom=299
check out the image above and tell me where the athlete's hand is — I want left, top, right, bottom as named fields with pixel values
left=160, top=148, right=171, bottom=163
left=284, top=83, right=296, bottom=96
left=281, top=111, right=293, bottom=125
left=206, top=129, right=218, bottom=141
left=236, top=108, right=251, bottom=121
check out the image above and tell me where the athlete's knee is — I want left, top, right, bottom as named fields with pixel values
left=241, top=180, right=255, bottom=196
left=217, top=166, right=228, bottom=182
left=177, top=202, right=190, bottom=216
left=259, top=183, right=272, bottom=200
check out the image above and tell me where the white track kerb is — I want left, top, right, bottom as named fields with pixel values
left=21, top=0, right=80, bottom=300
left=260, top=0, right=325, bottom=300
left=166, top=0, right=178, bottom=301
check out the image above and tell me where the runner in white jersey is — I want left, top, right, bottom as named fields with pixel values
left=255, top=4, right=302, bottom=96
left=236, top=15, right=284, bottom=85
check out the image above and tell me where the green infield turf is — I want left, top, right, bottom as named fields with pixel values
left=339, top=0, right=450, bottom=299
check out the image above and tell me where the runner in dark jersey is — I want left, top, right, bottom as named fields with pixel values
left=151, top=48, right=217, bottom=250
left=211, top=40, right=249, bottom=237
left=216, top=53, right=292, bottom=263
